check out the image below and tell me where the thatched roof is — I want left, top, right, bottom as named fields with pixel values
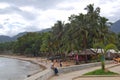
left=79, top=49, right=96, bottom=55
left=68, top=49, right=95, bottom=56
left=91, top=48, right=104, bottom=53
left=107, top=49, right=118, bottom=53
left=91, top=48, right=119, bottom=54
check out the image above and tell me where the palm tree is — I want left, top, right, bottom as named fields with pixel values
left=67, top=4, right=101, bottom=62
left=51, top=21, right=64, bottom=56
left=93, top=16, right=116, bottom=70
left=82, top=4, right=100, bottom=62
left=93, top=42, right=118, bottom=70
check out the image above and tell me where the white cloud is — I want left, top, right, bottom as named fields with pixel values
left=0, top=3, right=9, bottom=9
left=99, top=0, right=120, bottom=22
left=0, top=14, right=28, bottom=36
left=0, top=0, right=120, bottom=36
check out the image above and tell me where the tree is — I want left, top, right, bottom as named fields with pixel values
left=68, top=4, right=101, bottom=62
left=116, top=33, right=120, bottom=50
left=51, top=21, right=64, bottom=56
left=93, top=42, right=118, bottom=70
left=13, top=32, right=42, bottom=56
left=40, top=32, right=52, bottom=56
left=0, top=42, right=14, bottom=53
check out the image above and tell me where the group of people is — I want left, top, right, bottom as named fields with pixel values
left=50, top=59, right=62, bottom=75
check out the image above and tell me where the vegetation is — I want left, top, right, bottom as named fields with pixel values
left=84, top=69, right=118, bottom=75
left=0, top=4, right=119, bottom=61
left=116, top=33, right=120, bottom=50
left=93, top=42, right=118, bottom=70
left=0, top=42, right=14, bottom=52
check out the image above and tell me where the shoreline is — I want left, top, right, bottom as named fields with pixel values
left=0, top=55, right=117, bottom=80
left=0, top=54, right=47, bottom=67
left=0, top=54, right=75, bottom=80
left=0, top=55, right=48, bottom=77
left=0, top=54, right=75, bottom=67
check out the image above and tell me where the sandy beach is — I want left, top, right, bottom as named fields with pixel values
left=0, top=54, right=75, bottom=68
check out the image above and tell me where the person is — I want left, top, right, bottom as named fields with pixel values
left=59, top=60, right=62, bottom=67
left=50, top=60, right=59, bottom=75
left=50, top=60, right=54, bottom=69
left=75, top=54, right=79, bottom=65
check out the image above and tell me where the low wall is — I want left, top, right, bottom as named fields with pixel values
left=58, top=61, right=112, bottom=73
left=23, top=60, right=54, bottom=80
left=24, top=69, right=54, bottom=80
left=24, top=61, right=112, bottom=80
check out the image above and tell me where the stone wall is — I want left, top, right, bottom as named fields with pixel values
left=58, top=61, right=112, bottom=73
left=24, top=69, right=54, bottom=80
left=24, top=61, right=112, bottom=80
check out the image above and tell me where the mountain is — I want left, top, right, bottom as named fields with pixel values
left=12, top=32, right=28, bottom=40
left=37, top=28, right=51, bottom=33
left=0, top=28, right=51, bottom=43
left=0, top=36, right=13, bottom=43
left=111, top=20, right=120, bottom=33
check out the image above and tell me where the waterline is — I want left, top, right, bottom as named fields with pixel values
left=0, top=57, right=43, bottom=80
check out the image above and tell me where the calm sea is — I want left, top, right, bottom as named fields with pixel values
left=0, top=57, right=43, bottom=80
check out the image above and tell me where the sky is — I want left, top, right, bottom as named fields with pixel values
left=0, top=0, right=120, bottom=37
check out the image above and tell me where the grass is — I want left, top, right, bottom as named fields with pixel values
left=84, top=69, right=118, bottom=75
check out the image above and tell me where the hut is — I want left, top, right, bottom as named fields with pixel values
left=106, top=49, right=119, bottom=60
left=91, top=48, right=120, bottom=60
left=78, top=49, right=96, bottom=61
left=68, top=49, right=96, bottom=62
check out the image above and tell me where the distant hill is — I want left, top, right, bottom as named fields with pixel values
left=0, top=36, right=13, bottom=43
left=12, top=32, right=28, bottom=40
left=37, top=28, right=51, bottom=33
left=0, top=28, right=51, bottom=43
left=111, top=20, right=120, bottom=33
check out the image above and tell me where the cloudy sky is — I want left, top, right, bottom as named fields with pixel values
left=0, top=0, right=120, bottom=36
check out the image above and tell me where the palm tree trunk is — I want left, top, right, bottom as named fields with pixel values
left=101, top=55, right=105, bottom=70
left=83, top=34, right=87, bottom=63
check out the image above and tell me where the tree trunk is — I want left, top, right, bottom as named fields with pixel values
left=101, top=54, right=105, bottom=70
left=83, top=34, right=87, bottom=63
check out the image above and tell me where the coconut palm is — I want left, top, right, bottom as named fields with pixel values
left=51, top=21, right=64, bottom=56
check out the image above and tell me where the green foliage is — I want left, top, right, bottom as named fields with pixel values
left=40, top=32, right=51, bottom=52
left=93, top=42, right=105, bottom=49
left=105, top=43, right=118, bottom=51
left=0, top=42, right=14, bottom=51
left=13, top=32, right=42, bottom=56
left=116, top=33, right=120, bottom=50
left=84, top=69, right=118, bottom=75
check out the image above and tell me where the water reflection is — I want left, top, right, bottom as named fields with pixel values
left=0, top=57, right=43, bottom=80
